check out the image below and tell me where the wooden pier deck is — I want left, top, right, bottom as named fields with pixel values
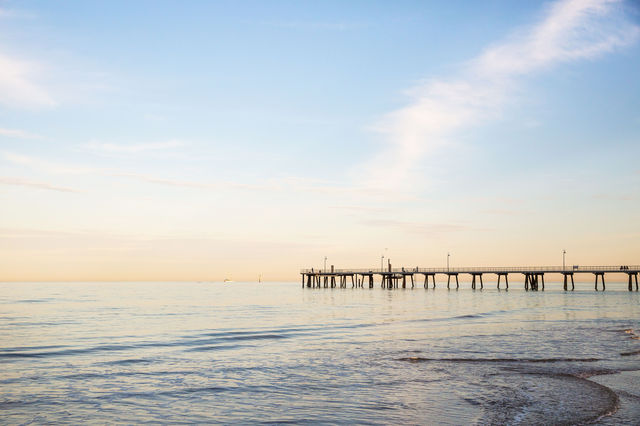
left=301, top=265, right=640, bottom=291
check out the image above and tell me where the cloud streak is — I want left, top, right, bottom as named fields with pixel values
left=0, top=177, right=80, bottom=193
left=2, top=150, right=409, bottom=200
left=360, top=0, right=640, bottom=189
left=0, top=127, right=39, bottom=139
left=2, top=151, right=98, bottom=174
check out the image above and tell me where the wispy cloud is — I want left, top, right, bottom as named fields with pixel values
left=83, top=139, right=186, bottom=154
left=0, top=52, right=55, bottom=108
left=1, top=150, right=414, bottom=200
left=475, top=0, right=639, bottom=76
left=0, top=177, right=80, bottom=193
left=111, top=173, right=398, bottom=198
left=110, top=172, right=271, bottom=192
left=2, top=151, right=97, bottom=174
left=0, top=127, right=39, bottom=139
left=359, top=0, right=640, bottom=189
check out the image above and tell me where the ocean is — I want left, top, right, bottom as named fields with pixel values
left=1, top=281, right=639, bottom=424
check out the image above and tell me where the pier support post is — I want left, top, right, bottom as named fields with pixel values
left=447, top=274, right=458, bottom=289
left=505, top=274, right=508, bottom=289
left=411, top=274, right=414, bottom=288
left=480, top=274, right=484, bottom=289
left=471, top=274, right=476, bottom=290
left=497, top=273, right=507, bottom=289
left=424, top=274, right=435, bottom=289
left=530, top=274, right=536, bottom=291
left=525, top=273, right=539, bottom=291
left=540, top=274, right=545, bottom=291
left=594, top=273, right=605, bottom=291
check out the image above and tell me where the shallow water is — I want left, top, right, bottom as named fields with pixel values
left=1, top=281, right=639, bottom=424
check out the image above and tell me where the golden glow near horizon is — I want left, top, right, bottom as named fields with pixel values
left=1, top=0, right=639, bottom=281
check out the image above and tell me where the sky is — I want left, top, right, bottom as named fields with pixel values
left=1, top=0, right=639, bottom=281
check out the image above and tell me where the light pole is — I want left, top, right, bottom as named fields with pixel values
left=562, top=250, right=566, bottom=270
left=380, top=248, right=388, bottom=272
left=447, top=252, right=450, bottom=272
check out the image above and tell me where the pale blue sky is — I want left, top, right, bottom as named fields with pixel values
left=1, top=0, right=639, bottom=280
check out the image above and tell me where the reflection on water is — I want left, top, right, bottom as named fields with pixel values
left=1, top=282, right=639, bottom=424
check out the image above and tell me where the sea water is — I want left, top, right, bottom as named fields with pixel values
left=1, top=281, right=639, bottom=424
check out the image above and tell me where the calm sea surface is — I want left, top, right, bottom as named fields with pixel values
left=1, top=281, right=639, bottom=424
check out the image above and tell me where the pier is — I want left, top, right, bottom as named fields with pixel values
left=301, top=265, right=639, bottom=291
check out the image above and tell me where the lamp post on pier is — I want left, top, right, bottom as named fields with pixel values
left=447, top=252, right=450, bottom=272
left=381, top=248, right=387, bottom=272
left=562, top=250, right=566, bottom=271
